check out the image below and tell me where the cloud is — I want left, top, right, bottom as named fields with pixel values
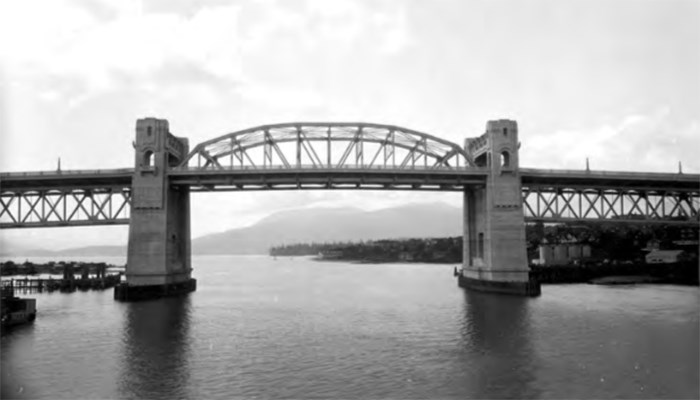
left=372, top=6, right=411, bottom=54
left=2, top=1, right=696, bottom=252
left=0, top=0, right=411, bottom=102
left=238, top=82, right=325, bottom=111
left=521, top=108, right=699, bottom=173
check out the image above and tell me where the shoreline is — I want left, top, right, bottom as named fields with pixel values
left=532, top=262, right=698, bottom=286
left=315, top=256, right=699, bottom=286
left=312, top=256, right=458, bottom=265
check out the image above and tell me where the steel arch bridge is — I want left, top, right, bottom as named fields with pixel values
left=2, top=117, right=699, bottom=299
left=1, top=121, right=698, bottom=228
left=178, top=122, right=472, bottom=171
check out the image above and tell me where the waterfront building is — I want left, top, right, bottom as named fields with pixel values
left=645, top=250, right=689, bottom=264
left=537, top=242, right=592, bottom=266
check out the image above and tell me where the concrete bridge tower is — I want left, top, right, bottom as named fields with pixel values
left=461, top=120, right=540, bottom=295
left=114, top=118, right=196, bottom=300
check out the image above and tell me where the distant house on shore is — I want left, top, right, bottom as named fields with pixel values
left=536, top=240, right=592, bottom=266
left=318, top=250, right=343, bottom=260
left=645, top=250, right=689, bottom=264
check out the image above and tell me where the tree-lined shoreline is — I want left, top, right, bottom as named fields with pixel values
left=270, top=222, right=699, bottom=265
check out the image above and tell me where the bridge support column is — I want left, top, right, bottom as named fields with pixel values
left=115, top=118, right=196, bottom=301
left=459, top=120, right=540, bottom=296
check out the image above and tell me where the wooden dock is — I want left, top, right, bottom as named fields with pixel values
left=3, top=274, right=122, bottom=294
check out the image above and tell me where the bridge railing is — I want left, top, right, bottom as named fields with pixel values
left=0, top=168, right=134, bottom=178
left=520, top=167, right=697, bottom=180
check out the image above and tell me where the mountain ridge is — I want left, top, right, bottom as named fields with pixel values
left=0, top=202, right=462, bottom=257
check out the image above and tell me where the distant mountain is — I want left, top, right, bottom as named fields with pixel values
left=0, top=244, right=125, bottom=258
left=0, top=238, right=52, bottom=257
left=1, top=202, right=462, bottom=257
left=192, top=202, right=462, bottom=254
left=51, top=245, right=126, bottom=257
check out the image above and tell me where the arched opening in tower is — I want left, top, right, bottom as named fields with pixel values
left=500, top=151, right=510, bottom=168
left=143, top=150, right=154, bottom=167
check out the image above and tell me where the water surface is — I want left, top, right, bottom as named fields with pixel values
left=2, top=255, right=698, bottom=399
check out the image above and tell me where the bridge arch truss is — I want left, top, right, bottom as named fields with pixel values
left=178, top=123, right=472, bottom=171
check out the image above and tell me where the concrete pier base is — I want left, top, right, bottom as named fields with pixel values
left=457, top=274, right=540, bottom=296
left=460, top=120, right=537, bottom=297
left=114, top=278, right=196, bottom=301
left=123, top=118, right=195, bottom=302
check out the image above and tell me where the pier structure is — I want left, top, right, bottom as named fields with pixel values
left=115, top=119, right=195, bottom=301
left=461, top=120, right=539, bottom=294
left=3, top=274, right=122, bottom=293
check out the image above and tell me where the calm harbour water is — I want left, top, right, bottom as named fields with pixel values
left=1, top=255, right=698, bottom=399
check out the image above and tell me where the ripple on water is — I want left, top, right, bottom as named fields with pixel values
left=1, top=256, right=698, bottom=399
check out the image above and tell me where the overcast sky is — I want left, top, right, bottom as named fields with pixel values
left=1, top=0, right=698, bottom=250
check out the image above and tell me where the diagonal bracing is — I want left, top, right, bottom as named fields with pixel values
left=0, top=188, right=131, bottom=228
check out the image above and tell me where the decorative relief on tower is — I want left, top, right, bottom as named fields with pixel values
left=166, top=134, right=185, bottom=161
left=141, top=129, right=157, bottom=146
left=133, top=185, right=163, bottom=209
left=494, top=181, right=521, bottom=208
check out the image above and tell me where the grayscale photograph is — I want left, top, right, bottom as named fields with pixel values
left=0, top=0, right=698, bottom=399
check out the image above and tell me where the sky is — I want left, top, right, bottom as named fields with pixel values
left=1, top=0, right=698, bottom=250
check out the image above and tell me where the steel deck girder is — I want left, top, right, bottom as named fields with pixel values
left=0, top=188, right=131, bottom=229
left=1, top=167, right=699, bottom=228
left=522, top=185, right=700, bottom=225
left=169, top=167, right=488, bottom=191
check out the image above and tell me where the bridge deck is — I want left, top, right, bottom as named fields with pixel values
left=169, top=167, right=488, bottom=191
left=1, top=167, right=697, bottom=228
left=1, top=167, right=698, bottom=192
left=521, top=168, right=699, bottom=190
left=1, top=167, right=698, bottom=191
left=0, top=169, right=133, bottom=190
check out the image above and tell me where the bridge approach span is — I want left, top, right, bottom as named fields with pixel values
left=1, top=167, right=698, bottom=228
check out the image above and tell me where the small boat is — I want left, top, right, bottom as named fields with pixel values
left=1, top=282, right=37, bottom=329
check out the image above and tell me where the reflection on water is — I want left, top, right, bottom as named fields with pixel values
left=0, top=256, right=698, bottom=399
left=461, top=291, right=538, bottom=399
left=1, top=323, right=38, bottom=399
left=118, top=297, right=192, bottom=400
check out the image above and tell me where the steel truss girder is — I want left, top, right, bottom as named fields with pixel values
left=522, top=186, right=700, bottom=225
left=0, top=188, right=131, bottom=229
left=179, top=122, right=472, bottom=171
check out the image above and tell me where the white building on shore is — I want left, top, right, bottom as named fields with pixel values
left=535, top=240, right=592, bottom=266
